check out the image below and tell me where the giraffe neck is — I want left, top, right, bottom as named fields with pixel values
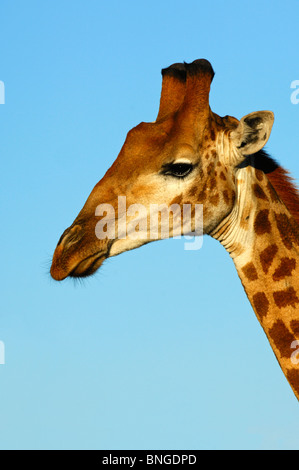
left=211, top=164, right=299, bottom=400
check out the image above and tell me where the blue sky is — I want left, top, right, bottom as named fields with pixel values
left=0, top=0, right=299, bottom=450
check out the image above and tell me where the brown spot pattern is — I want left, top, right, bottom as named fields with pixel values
left=220, top=171, right=226, bottom=181
left=275, top=213, right=293, bottom=250
left=208, top=177, right=217, bottom=190
left=290, top=320, right=299, bottom=336
left=273, top=257, right=296, bottom=281
left=210, top=194, right=220, bottom=206
left=290, top=217, right=299, bottom=246
left=170, top=194, right=183, bottom=205
left=254, top=209, right=271, bottom=235
left=266, top=181, right=279, bottom=203
left=253, top=184, right=267, bottom=200
left=273, top=287, right=299, bottom=309
left=255, top=169, right=264, bottom=182
left=188, top=186, right=197, bottom=197
left=207, top=162, right=214, bottom=174
left=197, top=187, right=207, bottom=202
left=259, top=244, right=278, bottom=274
left=223, top=190, right=230, bottom=205
left=242, top=262, right=258, bottom=281
left=252, top=292, right=269, bottom=320
left=286, top=369, right=299, bottom=397
left=269, top=320, right=295, bottom=358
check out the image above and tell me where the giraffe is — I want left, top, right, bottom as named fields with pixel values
left=50, top=59, right=299, bottom=401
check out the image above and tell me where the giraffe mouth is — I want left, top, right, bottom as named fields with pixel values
left=68, top=252, right=107, bottom=278
left=50, top=248, right=108, bottom=281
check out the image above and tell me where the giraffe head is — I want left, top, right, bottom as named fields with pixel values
left=50, top=59, right=274, bottom=281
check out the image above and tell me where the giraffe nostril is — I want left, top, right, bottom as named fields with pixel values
left=56, top=225, right=83, bottom=249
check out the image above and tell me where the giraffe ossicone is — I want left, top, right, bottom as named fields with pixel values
left=50, top=59, right=299, bottom=401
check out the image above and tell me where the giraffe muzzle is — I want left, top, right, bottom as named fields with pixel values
left=50, top=223, right=110, bottom=281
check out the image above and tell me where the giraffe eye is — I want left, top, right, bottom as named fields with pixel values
left=162, top=162, right=194, bottom=178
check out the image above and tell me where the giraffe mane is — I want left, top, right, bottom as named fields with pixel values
left=250, top=150, right=299, bottom=226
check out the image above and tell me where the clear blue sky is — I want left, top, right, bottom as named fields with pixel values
left=1, top=0, right=299, bottom=450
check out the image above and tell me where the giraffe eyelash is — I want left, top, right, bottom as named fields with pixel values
left=161, top=162, right=195, bottom=178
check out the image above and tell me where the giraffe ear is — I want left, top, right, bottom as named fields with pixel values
left=231, top=111, right=274, bottom=157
